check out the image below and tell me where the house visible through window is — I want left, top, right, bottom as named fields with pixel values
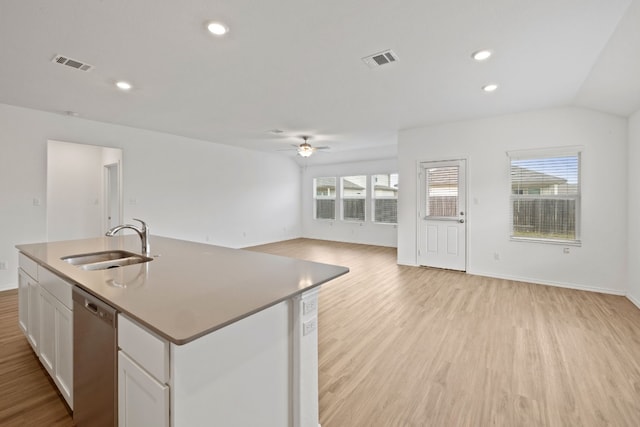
left=341, top=175, right=366, bottom=221
left=373, top=173, right=398, bottom=223
left=510, top=151, right=580, bottom=243
left=314, top=177, right=336, bottom=220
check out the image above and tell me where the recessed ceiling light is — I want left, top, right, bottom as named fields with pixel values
left=207, top=21, right=229, bottom=36
left=472, top=50, right=492, bottom=61
left=482, top=83, right=499, bottom=92
left=116, top=81, right=132, bottom=91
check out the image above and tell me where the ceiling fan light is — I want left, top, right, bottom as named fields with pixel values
left=298, top=143, right=314, bottom=157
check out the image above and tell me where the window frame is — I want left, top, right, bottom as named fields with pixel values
left=341, top=175, right=367, bottom=222
left=371, top=173, right=399, bottom=225
left=313, top=177, right=337, bottom=220
left=508, top=148, right=582, bottom=246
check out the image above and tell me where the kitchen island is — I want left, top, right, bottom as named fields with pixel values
left=17, top=235, right=348, bottom=427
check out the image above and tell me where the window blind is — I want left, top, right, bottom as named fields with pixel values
left=341, top=175, right=366, bottom=221
left=372, top=173, right=398, bottom=224
left=314, top=177, right=336, bottom=220
left=426, top=166, right=458, bottom=218
left=510, top=152, right=580, bottom=242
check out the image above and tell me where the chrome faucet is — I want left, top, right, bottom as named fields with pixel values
left=106, top=218, right=150, bottom=255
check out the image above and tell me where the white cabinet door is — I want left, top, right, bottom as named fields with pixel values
left=118, top=351, right=169, bottom=427
left=26, top=275, right=40, bottom=354
left=39, top=288, right=56, bottom=376
left=55, top=301, right=73, bottom=408
left=17, top=269, right=29, bottom=335
left=39, top=287, right=74, bottom=409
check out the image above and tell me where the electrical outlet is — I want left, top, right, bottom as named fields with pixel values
left=303, top=299, right=317, bottom=315
left=494, top=252, right=500, bottom=261
left=303, top=318, right=317, bottom=336
left=0, top=261, right=8, bottom=270
left=563, top=247, right=570, bottom=254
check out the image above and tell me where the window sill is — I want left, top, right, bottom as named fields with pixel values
left=510, top=236, right=582, bottom=247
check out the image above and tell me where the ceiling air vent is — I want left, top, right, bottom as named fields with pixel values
left=361, top=49, right=399, bottom=69
left=51, top=54, right=94, bottom=72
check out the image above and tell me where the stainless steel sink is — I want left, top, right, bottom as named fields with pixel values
left=62, top=250, right=153, bottom=271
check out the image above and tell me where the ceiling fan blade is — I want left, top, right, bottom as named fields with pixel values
left=315, top=146, right=330, bottom=150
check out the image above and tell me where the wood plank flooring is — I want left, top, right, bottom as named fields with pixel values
left=248, top=239, right=640, bottom=427
left=2, top=238, right=640, bottom=426
left=0, top=289, right=74, bottom=426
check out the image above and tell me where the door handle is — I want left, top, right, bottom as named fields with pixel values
left=459, top=219, right=465, bottom=224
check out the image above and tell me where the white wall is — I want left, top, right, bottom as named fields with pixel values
left=398, top=107, right=628, bottom=294
left=627, top=109, right=640, bottom=307
left=302, top=157, right=398, bottom=247
left=0, top=103, right=301, bottom=290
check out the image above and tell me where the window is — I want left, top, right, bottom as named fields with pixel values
left=372, top=173, right=398, bottom=224
left=509, top=151, right=580, bottom=243
left=426, top=166, right=458, bottom=218
left=341, top=175, right=366, bottom=221
left=314, top=177, right=336, bottom=220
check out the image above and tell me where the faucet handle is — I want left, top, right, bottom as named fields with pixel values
left=132, top=218, right=147, bottom=230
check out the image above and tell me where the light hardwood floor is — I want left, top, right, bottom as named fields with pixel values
left=2, top=238, right=640, bottom=426
left=249, top=239, right=640, bottom=427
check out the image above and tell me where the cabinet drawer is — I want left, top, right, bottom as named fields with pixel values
left=118, top=314, right=169, bottom=384
left=39, top=267, right=72, bottom=310
left=18, top=253, right=38, bottom=281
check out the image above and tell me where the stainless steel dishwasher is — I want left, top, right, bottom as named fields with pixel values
left=73, top=286, right=118, bottom=427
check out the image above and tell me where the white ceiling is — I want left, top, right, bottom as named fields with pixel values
left=1, top=0, right=638, bottom=163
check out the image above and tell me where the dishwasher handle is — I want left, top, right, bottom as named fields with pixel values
left=73, top=286, right=117, bottom=326
left=85, top=300, right=99, bottom=314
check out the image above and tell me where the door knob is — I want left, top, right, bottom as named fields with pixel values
left=459, top=219, right=465, bottom=223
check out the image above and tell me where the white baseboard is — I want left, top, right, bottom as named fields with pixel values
left=0, top=283, right=18, bottom=292
left=397, top=258, right=418, bottom=267
left=627, top=293, right=640, bottom=310
left=466, top=269, right=625, bottom=296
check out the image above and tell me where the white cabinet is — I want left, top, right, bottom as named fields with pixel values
left=118, top=297, right=316, bottom=427
left=17, top=267, right=29, bottom=335
left=56, top=301, right=73, bottom=407
left=18, top=254, right=40, bottom=355
left=38, top=267, right=74, bottom=409
left=39, top=286, right=74, bottom=408
left=118, top=351, right=169, bottom=427
left=39, top=288, right=56, bottom=373
left=118, top=314, right=169, bottom=427
left=18, top=253, right=74, bottom=410
left=17, top=270, right=29, bottom=335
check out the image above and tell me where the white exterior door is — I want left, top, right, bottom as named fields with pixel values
left=418, top=160, right=466, bottom=271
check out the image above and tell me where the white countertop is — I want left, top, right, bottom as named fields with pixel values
left=17, top=235, right=348, bottom=344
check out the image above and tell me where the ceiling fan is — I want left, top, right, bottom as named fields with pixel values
left=281, top=136, right=330, bottom=158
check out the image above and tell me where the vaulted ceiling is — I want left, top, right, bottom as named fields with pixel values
left=1, top=0, right=638, bottom=161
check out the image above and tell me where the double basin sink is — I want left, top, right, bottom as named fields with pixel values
left=62, top=250, right=153, bottom=271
